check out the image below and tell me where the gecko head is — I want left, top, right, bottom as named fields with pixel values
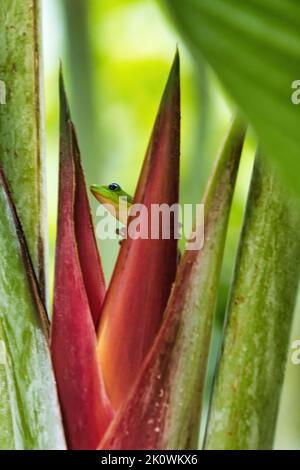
left=90, top=183, right=133, bottom=208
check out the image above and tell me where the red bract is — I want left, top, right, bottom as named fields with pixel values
left=74, top=144, right=106, bottom=327
left=97, top=51, right=180, bottom=410
left=50, top=71, right=113, bottom=450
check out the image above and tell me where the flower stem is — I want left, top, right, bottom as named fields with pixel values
left=205, top=154, right=300, bottom=450
left=0, top=0, right=47, bottom=302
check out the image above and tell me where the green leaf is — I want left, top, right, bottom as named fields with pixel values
left=163, top=0, right=300, bottom=199
left=99, top=116, right=246, bottom=450
left=205, top=155, right=300, bottom=450
left=0, top=168, right=66, bottom=450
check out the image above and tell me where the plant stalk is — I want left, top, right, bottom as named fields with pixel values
left=205, top=154, right=300, bottom=450
left=60, top=0, right=102, bottom=182
left=0, top=0, right=47, bottom=303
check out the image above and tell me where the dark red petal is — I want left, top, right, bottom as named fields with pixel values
left=50, top=70, right=113, bottom=450
left=73, top=133, right=106, bottom=327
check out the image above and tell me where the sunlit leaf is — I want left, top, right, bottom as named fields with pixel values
left=164, top=0, right=300, bottom=199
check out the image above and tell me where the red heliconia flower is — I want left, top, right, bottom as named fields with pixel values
left=50, top=52, right=246, bottom=450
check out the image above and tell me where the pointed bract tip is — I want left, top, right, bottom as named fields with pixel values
left=174, top=44, right=180, bottom=64
left=59, top=63, right=71, bottom=121
left=170, top=46, right=180, bottom=82
left=160, top=47, right=180, bottom=108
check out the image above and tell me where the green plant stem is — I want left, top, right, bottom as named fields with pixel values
left=0, top=0, right=47, bottom=303
left=0, top=0, right=65, bottom=449
left=182, top=60, right=211, bottom=205
left=205, top=154, right=300, bottom=450
left=60, top=0, right=102, bottom=182
left=0, top=168, right=66, bottom=449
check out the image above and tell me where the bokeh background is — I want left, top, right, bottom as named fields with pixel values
left=41, top=0, right=300, bottom=449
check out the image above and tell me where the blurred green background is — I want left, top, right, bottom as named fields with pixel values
left=41, top=0, right=300, bottom=449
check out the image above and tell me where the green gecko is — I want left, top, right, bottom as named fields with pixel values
left=90, top=182, right=133, bottom=225
left=90, top=182, right=181, bottom=259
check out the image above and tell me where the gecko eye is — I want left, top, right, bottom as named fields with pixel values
left=109, top=183, right=121, bottom=191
